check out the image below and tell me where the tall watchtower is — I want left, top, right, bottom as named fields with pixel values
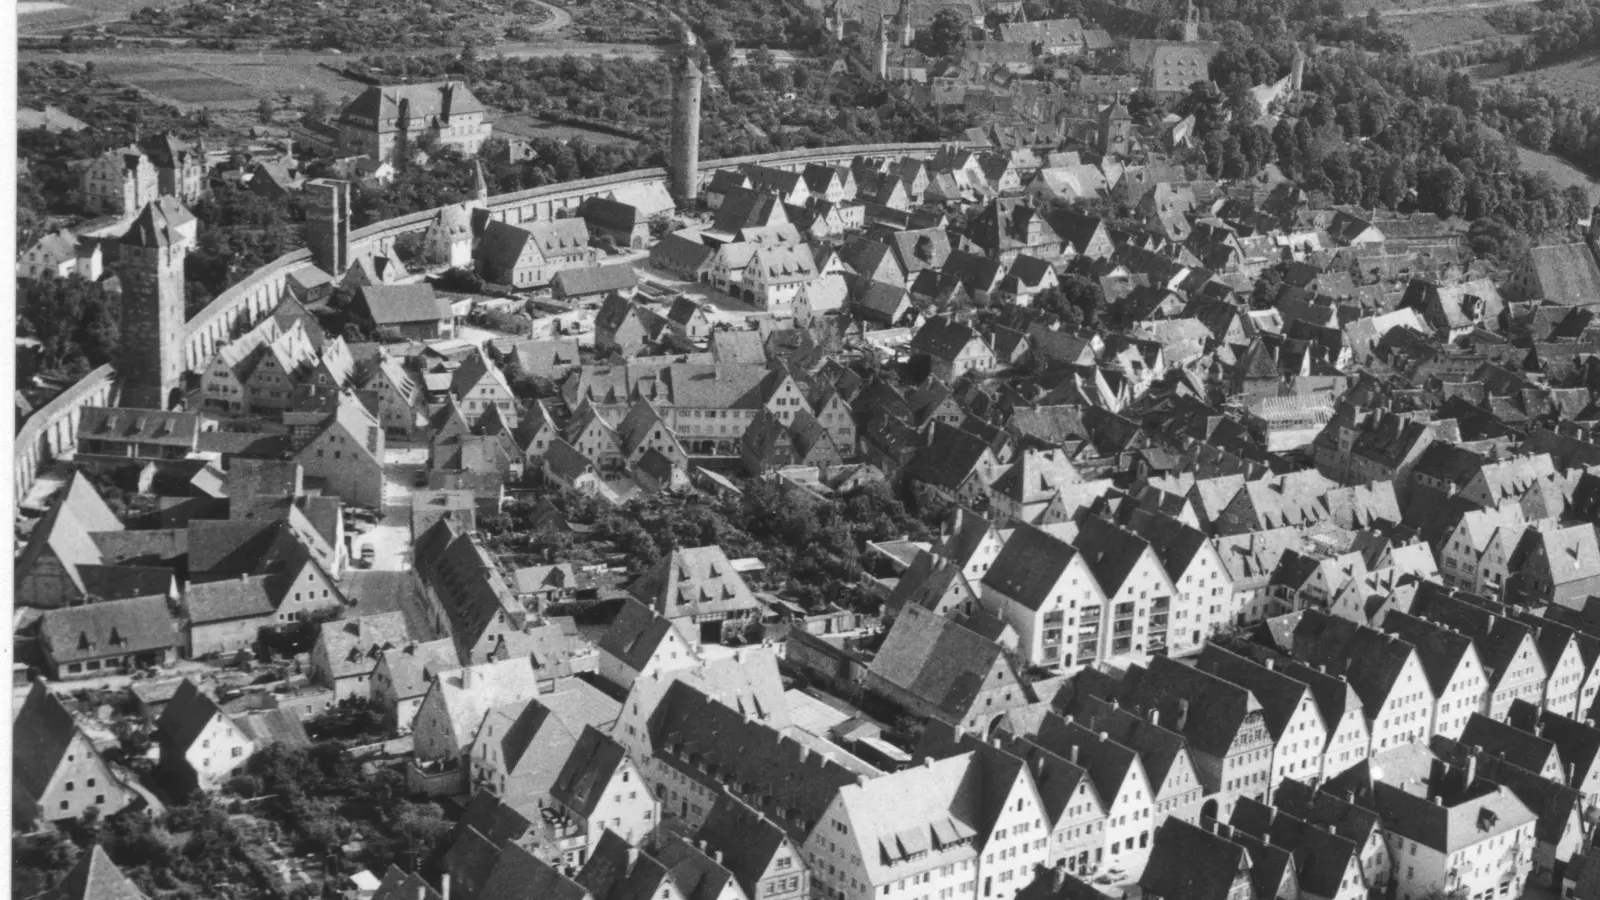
left=117, top=203, right=188, bottom=410
left=669, top=28, right=704, bottom=206
left=305, top=178, right=351, bottom=277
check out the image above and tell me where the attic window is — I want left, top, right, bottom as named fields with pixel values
left=1478, top=808, right=1498, bottom=831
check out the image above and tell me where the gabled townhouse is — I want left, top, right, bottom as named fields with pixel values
left=936, top=506, right=1006, bottom=587
left=1506, top=699, right=1600, bottom=799
left=909, top=316, right=997, bottom=380
left=742, top=243, right=817, bottom=313
left=1273, top=779, right=1392, bottom=892
left=1196, top=645, right=1329, bottom=786
left=1138, top=817, right=1295, bottom=900
left=1458, top=453, right=1559, bottom=509
left=1379, top=611, right=1488, bottom=741
left=535, top=726, right=658, bottom=868
left=564, top=403, right=626, bottom=473
left=1410, top=587, right=1548, bottom=721
left=1073, top=701, right=1206, bottom=826
left=576, top=832, right=687, bottom=900
left=1506, top=523, right=1600, bottom=610
left=986, top=449, right=1082, bottom=526
left=627, top=545, right=761, bottom=639
left=907, top=730, right=1058, bottom=899
left=1522, top=617, right=1594, bottom=719
left=697, top=795, right=810, bottom=900
left=451, top=351, right=519, bottom=428
left=370, top=639, right=459, bottom=731
left=1373, top=769, right=1536, bottom=900
left=835, top=237, right=905, bottom=287
left=1227, top=796, right=1372, bottom=900
left=867, top=602, right=1032, bottom=731
left=1459, top=713, right=1567, bottom=783
left=802, top=163, right=851, bottom=204
left=981, top=729, right=1108, bottom=877
left=1068, top=516, right=1179, bottom=660
left=413, top=518, right=526, bottom=664
left=1273, top=660, right=1372, bottom=775
left=1438, top=503, right=1531, bottom=595
left=308, top=611, right=411, bottom=703
left=654, top=836, right=747, bottom=900
left=37, top=595, right=181, bottom=680
left=411, top=656, right=546, bottom=767
left=1432, top=735, right=1586, bottom=889
left=1110, top=508, right=1231, bottom=656
left=469, top=697, right=579, bottom=816
left=980, top=523, right=1105, bottom=670
left=14, top=681, right=136, bottom=825
left=156, top=679, right=257, bottom=791
left=1035, top=713, right=1158, bottom=877
left=1120, top=656, right=1276, bottom=820
left=645, top=676, right=851, bottom=832
left=294, top=394, right=386, bottom=507
left=1292, top=610, right=1435, bottom=754
left=595, top=597, right=701, bottom=692
left=906, top=424, right=1001, bottom=509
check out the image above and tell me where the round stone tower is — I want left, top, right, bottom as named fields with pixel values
left=669, top=27, right=704, bottom=206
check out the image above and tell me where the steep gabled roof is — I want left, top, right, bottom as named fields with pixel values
left=868, top=603, right=1015, bottom=722
left=33, top=845, right=147, bottom=900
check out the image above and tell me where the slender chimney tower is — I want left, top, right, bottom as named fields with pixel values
left=1291, top=49, right=1305, bottom=92
left=305, top=178, right=351, bottom=277
left=669, top=26, right=703, bottom=206
left=898, top=0, right=913, bottom=47
left=117, top=202, right=188, bottom=410
left=877, top=16, right=890, bottom=79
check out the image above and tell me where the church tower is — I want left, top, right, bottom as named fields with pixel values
left=305, top=178, right=351, bottom=277
left=897, top=0, right=913, bottom=46
left=669, top=27, right=704, bottom=206
left=117, top=202, right=188, bottom=410
left=1181, top=0, right=1200, bottom=41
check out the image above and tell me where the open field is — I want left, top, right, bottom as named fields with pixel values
left=1482, top=52, right=1600, bottom=106
left=1395, top=9, right=1509, bottom=52
left=17, top=0, right=158, bottom=33
left=39, top=50, right=375, bottom=109
left=1344, top=0, right=1536, bottom=14
left=495, top=113, right=641, bottom=147
left=1516, top=145, right=1600, bottom=206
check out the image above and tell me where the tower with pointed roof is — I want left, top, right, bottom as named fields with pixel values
left=1181, top=0, right=1199, bottom=41
left=116, top=202, right=188, bottom=410
left=669, top=26, right=704, bottom=206
left=897, top=0, right=913, bottom=46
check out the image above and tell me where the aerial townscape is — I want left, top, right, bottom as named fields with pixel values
left=10, top=0, right=1600, bottom=897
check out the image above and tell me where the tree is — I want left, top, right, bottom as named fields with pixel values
left=306, top=89, right=329, bottom=124
left=256, top=97, right=275, bottom=124
left=925, top=9, right=969, bottom=58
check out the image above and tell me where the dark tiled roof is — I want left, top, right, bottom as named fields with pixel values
left=981, top=523, right=1079, bottom=611
left=1138, top=818, right=1248, bottom=900
left=40, top=595, right=179, bottom=665
left=868, top=603, right=1013, bottom=722
left=34, top=845, right=147, bottom=900
left=549, top=725, right=629, bottom=819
